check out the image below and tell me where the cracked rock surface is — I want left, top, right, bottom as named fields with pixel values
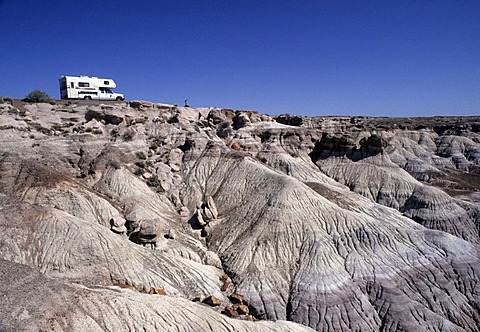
left=0, top=99, right=478, bottom=331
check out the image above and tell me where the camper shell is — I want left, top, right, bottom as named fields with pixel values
left=59, top=75, right=125, bottom=101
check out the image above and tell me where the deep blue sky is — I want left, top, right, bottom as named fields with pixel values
left=1, top=1, right=479, bottom=116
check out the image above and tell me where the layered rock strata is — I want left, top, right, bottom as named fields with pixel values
left=0, top=99, right=478, bottom=331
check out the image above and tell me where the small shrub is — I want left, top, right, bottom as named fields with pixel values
left=0, top=97, right=13, bottom=104
left=7, top=108, right=19, bottom=115
left=134, top=167, right=144, bottom=176
left=257, top=155, right=268, bottom=163
left=136, top=151, right=147, bottom=160
left=149, top=142, right=159, bottom=150
left=110, top=127, right=119, bottom=137
left=146, top=175, right=160, bottom=187
left=22, top=90, right=54, bottom=103
left=135, top=161, right=146, bottom=168
left=146, top=175, right=164, bottom=192
left=51, top=123, right=63, bottom=131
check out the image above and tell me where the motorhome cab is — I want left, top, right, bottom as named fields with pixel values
left=59, top=75, right=125, bottom=101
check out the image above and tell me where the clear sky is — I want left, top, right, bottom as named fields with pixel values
left=1, top=0, right=479, bottom=117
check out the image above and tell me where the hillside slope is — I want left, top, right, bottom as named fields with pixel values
left=0, top=99, right=478, bottom=331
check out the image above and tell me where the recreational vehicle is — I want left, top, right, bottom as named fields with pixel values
left=59, top=76, right=125, bottom=101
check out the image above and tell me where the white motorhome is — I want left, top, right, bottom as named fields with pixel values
left=59, top=75, right=125, bottom=101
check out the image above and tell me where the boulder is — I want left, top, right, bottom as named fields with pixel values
left=229, top=293, right=244, bottom=304
left=233, top=112, right=251, bottom=130
left=233, top=304, right=249, bottom=315
left=137, top=218, right=162, bottom=245
left=207, top=109, right=234, bottom=125
left=125, top=208, right=154, bottom=233
left=149, top=287, right=167, bottom=295
left=203, top=251, right=222, bottom=269
left=216, top=121, right=234, bottom=139
left=142, top=171, right=153, bottom=179
left=221, top=281, right=231, bottom=292
left=202, top=295, right=221, bottom=307
left=110, top=217, right=127, bottom=234
left=192, top=295, right=205, bottom=302
left=223, top=306, right=239, bottom=318
left=129, top=100, right=154, bottom=110
left=220, top=273, right=229, bottom=281
left=230, top=142, right=242, bottom=151
left=85, top=109, right=124, bottom=125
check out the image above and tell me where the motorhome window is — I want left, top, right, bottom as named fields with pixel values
left=104, top=81, right=110, bottom=85
left=70, top=82, right=74, bottom=88
left=79, top=82, right=90, bottom=87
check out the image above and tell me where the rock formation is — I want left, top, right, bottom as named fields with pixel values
left=0, top=98, right=478, bottom=331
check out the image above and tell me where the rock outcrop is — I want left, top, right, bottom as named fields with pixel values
left=0, top=259, right=311, bottom=331
left=0, top=99, right=478, bottom=331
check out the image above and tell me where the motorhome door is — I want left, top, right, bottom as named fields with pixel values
left=99, top=89, right=115, bottom=100
left=69, top=80, right=77, bottom=98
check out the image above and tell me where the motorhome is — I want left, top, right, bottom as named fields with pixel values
left=59, top=76, right=125, bottom=101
